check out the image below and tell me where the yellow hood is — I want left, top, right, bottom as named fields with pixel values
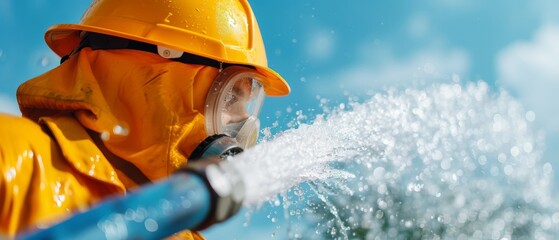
left=17, top=48, right=220, bottom=182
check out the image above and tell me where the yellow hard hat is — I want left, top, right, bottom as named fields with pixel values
left=44, top=0, right=290, bottom=96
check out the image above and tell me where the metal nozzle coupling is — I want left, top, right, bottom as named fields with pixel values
left=180, top=158, right=245, bottom=230
left=189, top=134, right=244, bottom=160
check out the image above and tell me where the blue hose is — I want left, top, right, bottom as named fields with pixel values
left=19, top=173, right=211, bottom=240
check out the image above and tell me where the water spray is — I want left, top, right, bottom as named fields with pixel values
left=228, top=81, right=557, bottom=239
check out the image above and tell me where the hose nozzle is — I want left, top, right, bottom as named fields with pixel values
left=179, top=158, right=244, bottom=230
left=189, top=134, right=244, bottom=160
left=182, top=134, right=246, bottom=230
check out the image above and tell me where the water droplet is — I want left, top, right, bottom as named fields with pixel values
left=452, top=74, right=461, bottom=82
left=498, top=153, right=507, bottom=163
left=100, top=131, right=110, bottom=141
left=339, top=103, right=345, bottom=110
left=144, top=218, right=158, bottom=232
left=293, top=187, right=304, bottom=196
left=37, top=55, right=50, bottom=67
left=404, top=220, right=413, bottom=228
left=182, top=199, right=192, bottom=208
left=134, top=208, right=147, bottom=222
left=6, top=168, right=16, bottom=181
left=510, top=146, right=520, bottom=157
left=377, top=184, right=387, bottom=194
left=525, top=111, right=536, bottom=122
left=373, top=167, right=385, bottom=180
left=432, top=150, right=443, bottom=160
left=523, top=142, right=533, bottom=153
left=478, top=155, right=487, bottom=165
left=113, top=125, right=128, bottom=136
left=164, top=12, right=173, bottom=23
left=440, top=159, right=451, bottom=170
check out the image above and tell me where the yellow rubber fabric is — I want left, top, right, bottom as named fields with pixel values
left=17, top=48, right=220, bottom=182
left=0, top=114, right=124, bottom=236
left=0, top=114, right=203, bottom=239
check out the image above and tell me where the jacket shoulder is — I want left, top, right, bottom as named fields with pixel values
left=0, top=113, right=51, bottom=142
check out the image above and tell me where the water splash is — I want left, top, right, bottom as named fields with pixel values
left=230, top=81, right=557, bottom=239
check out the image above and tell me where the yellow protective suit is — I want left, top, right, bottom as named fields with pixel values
left=1, top=48, right=220, bottom=239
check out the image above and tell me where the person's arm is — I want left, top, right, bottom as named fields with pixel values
left=0, top=114, right=122, bottom=237
left=18, top=157, right=244, bottom=239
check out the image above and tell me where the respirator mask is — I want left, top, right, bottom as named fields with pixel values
left=188, top=66, right=266, bottom=160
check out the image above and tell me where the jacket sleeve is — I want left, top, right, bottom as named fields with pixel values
left=0, top=114, right=99, bottom=236
left=0, top=114, right=204, bottom=240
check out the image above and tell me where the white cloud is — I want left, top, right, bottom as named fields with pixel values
left=312, top=46, right=469, bottom=96
left=497, top=25, right=559, bottom=132
left=0, top=94, right=20, bottom=116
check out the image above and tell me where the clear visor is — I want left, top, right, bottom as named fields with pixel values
left=205, top=66, right=266, bottom=148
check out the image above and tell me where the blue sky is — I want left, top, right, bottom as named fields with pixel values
left=2, top=0, right=559, bottom=239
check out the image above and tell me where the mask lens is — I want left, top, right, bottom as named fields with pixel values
left=221, top=78, right=263, bottom=131
left=205, top=67, right=266, bottom=147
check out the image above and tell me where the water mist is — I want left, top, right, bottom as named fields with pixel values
left=229, top=81, right=557, bottom=239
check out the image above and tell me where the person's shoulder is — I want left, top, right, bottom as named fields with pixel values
left=0, top=113, right=51, bottom=143
left=0, top=113, right=43, bottom=131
